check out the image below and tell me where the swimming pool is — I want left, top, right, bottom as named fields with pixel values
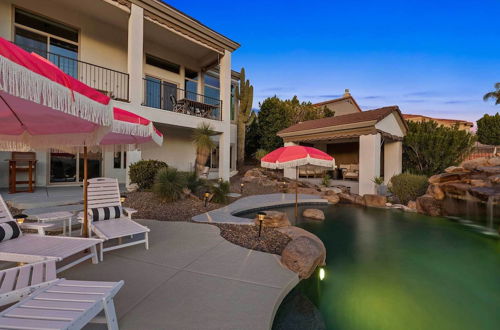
left=240, top=204, right=500, bottom=330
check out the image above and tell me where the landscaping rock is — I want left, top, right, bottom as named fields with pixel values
left=127, top=183, right=139, bottom=192
left=441, top=182, right=471, bottom=196
left=428, top=173, right=462, bottom=184
left=470, top=179, right=490, bottom=187
left=363, top=194, right=387, bottom=207
left=322, top=194, right=340, bottom=204
left=297, top=187, right=321, bottom=195
left=469, top=187, right=500, bottom=202
left=339, top=193, right=364, bottom=205
left=416, top=194, right=443, bottom=216
left=487, top=157, right=500, bottom=166
left=255, top=210, right=291, bottom=228
left=391, top=204, right=413, bottom=212
left=426, top=184, right=445, bottom=200
left=461, top=157, right=489, bottom=171
left=444, top=166, right=469, bottom=173
left=321, top=187, right=342, bottom=195
left=489, top=174, right=500, bottom=184
left=407, top=200, right=417, bottom=210
left=476, top=166, right=500, bottom=175
left=302, top=209, right=325, bottom=221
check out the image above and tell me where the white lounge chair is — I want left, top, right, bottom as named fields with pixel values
left=0, top=195, right=102, bottom=273
left=0, top=260, right=124, bottom=330
left=83, top=177, right=149, bottom=260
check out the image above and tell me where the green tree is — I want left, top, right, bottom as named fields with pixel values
left=258, top=96, right=290, bottom=151
left=476, top=113, right=500, bottom=145
left=483, top=83, right=500, bottom=105
left=403, top=120, right=476, bottom=176
left=245, top=116, right=260, bottom=160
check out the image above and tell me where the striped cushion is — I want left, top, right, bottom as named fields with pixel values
left=0, top=221, right=22, bottom=242
left=90, top=206, right=122, bottom=222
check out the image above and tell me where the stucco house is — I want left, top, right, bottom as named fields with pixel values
left=0, top=0, right=240, bottom=189
left=278, top=91, right=408, bottom=195
left=403, top=114, right=473, bottom=131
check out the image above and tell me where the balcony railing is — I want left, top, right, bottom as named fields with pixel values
left=15, top=43, right=129, bottom=102
left=143, top=78, right=222, bottom=121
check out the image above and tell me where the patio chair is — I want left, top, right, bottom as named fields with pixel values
left=0, top=194, right=102, bottom=273
left=0, top=259, right=123, bottom=330
left=83, top=177, right=150, bottom=260
left=170, top=94, right=184, bottom=113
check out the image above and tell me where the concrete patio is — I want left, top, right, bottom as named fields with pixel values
left=59, top=220, right=298, bottom=330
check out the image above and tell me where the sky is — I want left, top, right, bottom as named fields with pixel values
left=165, top=0, right=500, bottom=124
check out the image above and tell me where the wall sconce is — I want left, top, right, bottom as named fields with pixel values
left=257, top=211, right=266, bottom=238
left=13, top=214, right=27, bottom=224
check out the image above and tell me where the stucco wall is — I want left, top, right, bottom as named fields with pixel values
left=323, top=99, right=359, bottom=117
left=375, top=113, right=406, bottom=137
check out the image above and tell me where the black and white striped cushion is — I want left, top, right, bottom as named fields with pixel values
left=90, top=206, right=122, bottom=222
left=0, top=221, right=22, bottom=242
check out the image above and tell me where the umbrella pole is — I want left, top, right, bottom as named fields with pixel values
left=83, top=146, right=89, bottom=238
left=295, top=166, right=298, bottom=219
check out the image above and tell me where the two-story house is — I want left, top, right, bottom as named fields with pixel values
left=0, top=0, right=240, bottom=188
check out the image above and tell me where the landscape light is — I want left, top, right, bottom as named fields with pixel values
left=257, top=211, right=266, bottom=238
left=13, top=214, right=27, bottom=224
left=319, top=267, right=326, bottom=281
left=240, top=183, right=244, bottom=194
left=204, top=192, right=210, bottom=207
left=120, top=195, right=127, bottom=204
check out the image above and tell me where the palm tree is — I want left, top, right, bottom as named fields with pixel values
left=192, top=122, right=216, bottom=176
left=483, top=83, right=500, bottom=105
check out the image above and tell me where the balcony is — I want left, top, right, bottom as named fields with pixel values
left=143, top=78, right=222, bottom=121
left=15, top=43, right=129, bottom=102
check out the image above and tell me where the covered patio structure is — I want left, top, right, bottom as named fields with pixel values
left=277, top=106, right=408, bottom=195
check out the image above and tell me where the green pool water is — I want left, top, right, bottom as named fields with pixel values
left=241, top=204, right=500, bottom=330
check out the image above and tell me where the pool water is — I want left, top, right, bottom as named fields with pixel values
left=241, top=204, right=500, bottom=330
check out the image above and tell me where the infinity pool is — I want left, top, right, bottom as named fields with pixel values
left=241, top=204, right=500, bottom=330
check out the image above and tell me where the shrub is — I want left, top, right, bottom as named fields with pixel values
left=321, top=173, right=331, bottom=187
left=389, top=173, right=429, bottom=205
left=129, top=160, right=168, bottom=190
left=180, top=171, right=207, bottom=195
left=211, top=180, right=230, bottom=204
left=254, top=148, right=268, bottom=161
left=153, top=167, right=185, bottom=202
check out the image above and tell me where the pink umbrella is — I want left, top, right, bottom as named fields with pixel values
left=261, top=146, right=335, bottom=217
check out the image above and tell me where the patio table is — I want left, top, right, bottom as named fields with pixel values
left=27, top=211, right=74, bottom=236
left=177, top=98, right=218, bottom=118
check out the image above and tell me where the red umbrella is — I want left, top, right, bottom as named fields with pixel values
left=261, top=146, right=335, bottom=217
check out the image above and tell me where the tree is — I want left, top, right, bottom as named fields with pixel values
left=258, top=96, right=291, bottom=151
left=234, top=68, right=254, bottom=168
left=483, top=83, right=500, bottom=105
left=192, top=122, right=216, bottom=176
left=476, top=113, right=500, bottom=145
left=403, top=120, right=476, bottom=176
left=245, top=115, right=260, bottom=160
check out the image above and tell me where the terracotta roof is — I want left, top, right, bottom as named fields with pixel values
left=278, top=106, right=402, bottom=135
left=403, top=114, right=473, bottom=126
left=312, top=95, right=362, bottom=112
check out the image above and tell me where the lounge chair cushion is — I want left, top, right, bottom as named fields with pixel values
left=90, top=206, right=122, bottom=222
left=0, top=221, right=21, bottom=242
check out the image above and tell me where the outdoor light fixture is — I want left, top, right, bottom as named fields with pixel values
left=319, top=267, right=326, bottom=281
left=120, top=195, right=127, bottom=204
left=204, top=192, right=210, bottom=207
left=240, top=183, right=244, bottom=194
left=13, top=214, right=27, bottom=224
left=257, top=211, right=266, bottom=238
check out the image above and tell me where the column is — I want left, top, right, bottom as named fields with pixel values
left=218, top=50, right=231, bottom=181
left=383, top=140, right=402, bottom=184
left=127, top=4, right=144, bottom=105
left=359, top=134, right=381, bottom=195
left=283, top=142, right=297, bottom=179
left=125, top=149, right=142, bottom=189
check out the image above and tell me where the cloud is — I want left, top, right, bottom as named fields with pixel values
left=401, top=99, right=427, bottom=103
left=360, top=95, right=384, bottom=100
left=442, top=100, right=474, bottom=104
left=403, top=91, right=442, bottom=97
left=301, top=94, right=343, bottom=99
left=258, top=87, right=295, bottom=93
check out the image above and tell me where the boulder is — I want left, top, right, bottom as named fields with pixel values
left=426, top=184, right=445, bottom=200
left=469, top=187, right=500, bottom=202
left=416, top=194, right=443, bottom=217
left=297, top=187, right=322, bottom=195
left=470, top=179, right=490, bottom=187
left=476, top=166, right=500, bottom=175
left=440, top=182, right=471, bottom=196
left=489, top=174, right=500, bottom=184
left=391, top=204, right=413, bottom=212
left=322, top=194, right=340, bottom=204
left=339, top=193, right=364, bottom=205
left=444, top=166, right=469, bottom=173
left=362, top=194, right=387, bottom=207
left=428, top=173, right=462, bottom=184
left=461, top=157, right=489, bottom=171
left=244, top=168, right=266, bottom=178
left=254, top=210, right=291, bottom=228
left=280, top=235, right=326, bottom=279
left=126, top=183, right=139, bottom=192
left=322, top=187, right=342, bottom=195
left=407, top=200, right=417, bottom=210
left=302, top=209, right=325, bottom=221
left=487, top=157, right=500, bottom=166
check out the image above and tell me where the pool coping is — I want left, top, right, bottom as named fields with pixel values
left=192, top=193, right=329, bottom=224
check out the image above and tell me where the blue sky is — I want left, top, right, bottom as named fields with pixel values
left=166, top=0, right=500, bottom=123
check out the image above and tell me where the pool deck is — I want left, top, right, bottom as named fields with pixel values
left=192, top=193, right=328, bottom=224
left=60, top=220, right=299, bottom=330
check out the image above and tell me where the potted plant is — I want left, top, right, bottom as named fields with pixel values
left=372, top=177, right=387, bottom=195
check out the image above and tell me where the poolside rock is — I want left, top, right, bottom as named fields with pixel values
left=256, top=210, right=291, bottom=228
left=489, top=174, right=500, bottom=184
left=461, top=157, right=489, bottom=171
left=428, top=173, right=462, bottom=184
left=487, top=157, right=500, bottom=166
left=441, top=182, right=471, bottom=196
left=470, top=179, right=490, bottom=187
left=322, top=194, right=340, bottom=204
left=339, top=193, right=364, bottom=205
left=127, top=183, right=139, bottom=192
left=444, top=166, right=469, bottom=173
left=321, top=187, right=342, bottom=195
left=302, top=209, right=325, bottom=221
left=468, top=186, right=500, bottom=202
left=297, top=187, right=321, bottom=195
left=363, top=194, right=387, bottom=208
left=426, top=184, right=445, bottom=200
left=416, top=194, right=443, bottom=216
left=476, top=166, right=500, bottom=175
left=407, top=200, right=417, bottom=210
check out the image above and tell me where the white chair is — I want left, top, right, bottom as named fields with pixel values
left=83, top=177, right=150, bottom=260
left=0, top=194, right=102, bottom=273
left=0, top=260, right=124, bottom=330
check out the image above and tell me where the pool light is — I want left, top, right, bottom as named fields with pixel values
left=319, top=267, right=326, bottom=281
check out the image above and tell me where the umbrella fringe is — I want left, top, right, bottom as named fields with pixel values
left=261, top=157, right=335, bottom=169
left=0, top=55, right=112, bottom=126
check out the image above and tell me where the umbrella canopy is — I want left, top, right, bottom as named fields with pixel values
left=100, top=107, right=163, bottom=146
left=0, top=37, right=112, bottom=151
left=261, top=145, right=335, bottom=169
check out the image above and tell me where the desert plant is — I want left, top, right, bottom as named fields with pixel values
left=235, top=68, right=254, bottom=168
left=153, top=167, right=185, bottom=202
left=181, top=171, right=207, bottom=195
left=210, top=180, right=230, bottom=204
left=372, top=177, right=384, bottom=185
left=192, top=122, right=216, bottom=176
left=254, top=148, right=268, bottom=161
left=322, top=174, right=331, bottom=187
left=483, top=82, right=500, bottom=105
left=389, top=173, right=428, bottom=205
left=129, top=160, right=168, bottom=190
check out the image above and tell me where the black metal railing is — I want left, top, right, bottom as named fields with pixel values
left=15, top=43, right=129, bottom=102
left=143, top=78, right=222, bottom=121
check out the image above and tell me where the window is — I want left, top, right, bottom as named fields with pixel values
left=230, top=84, right=235, bottom=121
left=113, top=146, right=127, bottom=169
left=145, top=54, right=180, bottom=74
left=14, top=9, right=78, bottom=78
left=204, top=73, right=220, bottom=118
left=185, top=69, right=198, bottom=101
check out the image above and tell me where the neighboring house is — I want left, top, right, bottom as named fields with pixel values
left=403, top=114, right=474, bottom=131
left=0, top=0, right=240, bottom=188
left=312, top=89, right=362, bottom=116
left=278, top=94, right=407, bottom=195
